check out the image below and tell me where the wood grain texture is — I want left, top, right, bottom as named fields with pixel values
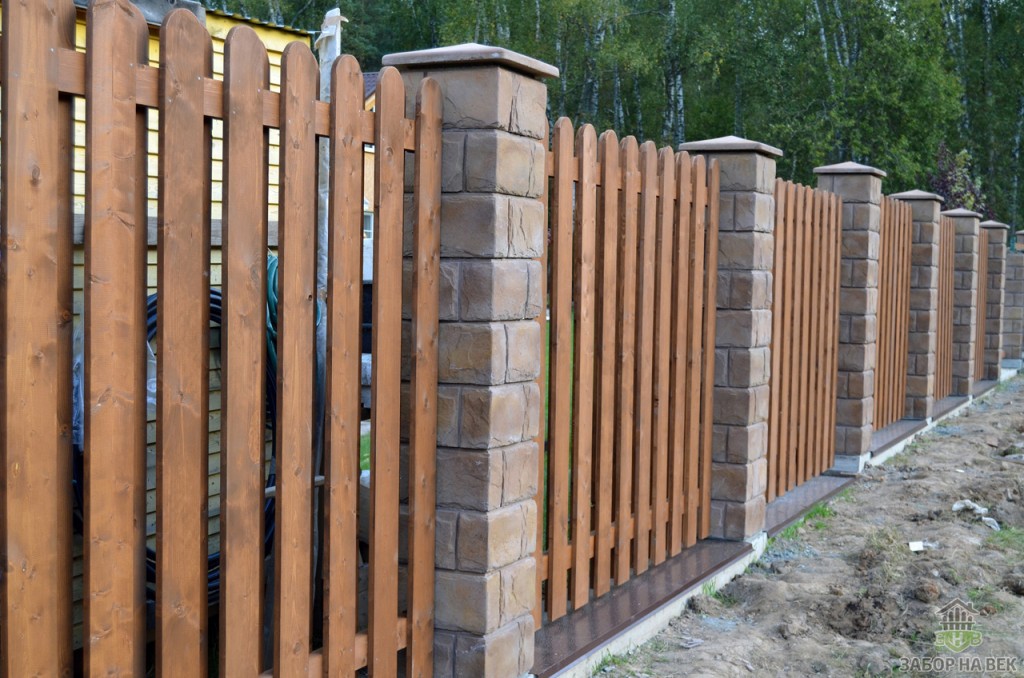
left=667, top=153, right=693, bottom=555
left=632, top=141, right=658, bottom=572
left=274, top=42, right=318, bottom=678
left=570, top=124, right=597, bottom=610
left=323, top=53, right=364, bottom=678
left=406, top=75, right=442, bottom=678
left=650, top=148, right=676, bottom=565
left=592, top=130, right=619, bottom=596
left=614, top=137, right=640, bottom=584
left=157, top=12, right=214, bottom=675
left=699, top=158, right=719, bottom=538
left=368, top=66, right=405, bottom=676
left=533, top=118, right=551, bottom=627
left=546, top=117, right=574, bottom=621
left=82, top=2, right=151, bottom=674
left=1, top=0, right=77, bottom=673
left=219, top=25, right=269, bottom=677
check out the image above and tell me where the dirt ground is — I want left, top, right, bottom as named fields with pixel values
left=600, top=378, right=1024, bottom=678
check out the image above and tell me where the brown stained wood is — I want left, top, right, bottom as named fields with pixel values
left=767, top=180, right=785, bottom=500
left=570, top=124, right=597, bottom=610
left=777, top=182, right=797, bottom=498
left=546, top=118, right=575, bottom=621
left=613, top=137, right=640, bottom=583
left=534, top=118, right=550, bottom=627
left=323, top=54, right=364, bottom=676
left=786, top=188, right=802, bottom=497
left=323, top=54, right=364, bottom=675
left=668, top=152, right=693, bottom=555
left=1, top=0, right=77, bottom=673
left=823, top=196, right=839, bottom=473
left=259, top=620, right=410, bottom=677
left=274, top=43, right=318, bottom=678
left=82, top=2, right=150, bottom=674
left=406, top=76, right=442, bottom=678
left=220, top=26, right=270, bottom=677
left=699, top=157, right=719, bottom=539
left=55, top=48, right=416, bottom=150
left=650, top=148, right=676, bottom=565
left=157, top=13, right=214, bottom=675
left=808, top=191, right=823, bottom=480
left=632, top=141, right=658, bottom=572
left=593, top=130, right=620, bottom=597
left=685, top=157, right=707, bottom=543
left=798, top=187, right=815, bottom=486
left=368, top=66, right=405, bottom=676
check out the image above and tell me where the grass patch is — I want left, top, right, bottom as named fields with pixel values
left=593, top=651, right=630, bottom=672
left=360, top=433, right=371, bottom=471
left=987, top=526, right=1024, bottom=556
left=967, top=585, right=1006, bottom=614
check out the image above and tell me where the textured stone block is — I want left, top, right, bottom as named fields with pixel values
left=459, top=259, right=544, bottom=321
left=453, top=615, right=535, bottom=678
left=464, top=130, right=545, bottom=198
left=439, top=322, right=508, bottom=385
left=456, top=501, right=537, bottom=572
left=460, top=382, right=540, bottom=448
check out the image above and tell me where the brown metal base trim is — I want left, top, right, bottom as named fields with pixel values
left=532, top=539, right=752, bottom=678
left=765, top=474, right=854, bottom=537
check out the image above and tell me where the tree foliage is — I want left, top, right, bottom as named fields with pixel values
left=206, top=0, right=1024, bottom=225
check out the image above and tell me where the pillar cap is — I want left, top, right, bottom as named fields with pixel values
left=941, top=207, right=983, bottom=219
left=677, top=135, right=782, bottom=158
left=889, top=189, right=943, bottom=202
left=813, top=161, right=886, bottom=178
left=980, top=220, right=1010, bottom=230
left=383, top=42, right=559, bottom=79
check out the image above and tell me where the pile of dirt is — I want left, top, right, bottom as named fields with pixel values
left=601, top=379, right=1024, bottom=677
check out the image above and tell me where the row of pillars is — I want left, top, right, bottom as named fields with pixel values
left=382, top=44, right=1014, bottom=677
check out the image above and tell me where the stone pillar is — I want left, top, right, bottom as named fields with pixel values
left=1003, top=233, right=1024, bottom=369
left=890, top=190, right=943, bottom=420
left=980, top=221, right=1009, bottom=380
left=678, top=136, right=779, bottom=539
left=813, top=162, right=885, bottom=472
left=943, top=208, right=981, bottom=396
left=383, top=45, right=557, bottom=677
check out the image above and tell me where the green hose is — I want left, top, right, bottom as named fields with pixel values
left=265, top=253, right=324, bottom=375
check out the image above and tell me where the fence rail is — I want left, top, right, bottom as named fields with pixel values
left=874, top=197, right=913, bottom=430
left=766, top=181, right=841, bottom=501
left=535, top=119, right=719, bottom=625
left=936, top=215, right=956, bottom=401
left=0, top=1, right=440, bottom=675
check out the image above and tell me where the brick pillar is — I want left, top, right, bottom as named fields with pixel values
left=678, top=136, right=780, bottom=539
left=813, top=162, right=885, bottom=472
left=384, top=45, right=557, bottom=677
left=943, top=208, right=981, bottom=396
left=890, top=190, right=943, bottom=420
left=1003, top=233, right=1024, bottom=369
left=980, top=221, right=1009, bottom=380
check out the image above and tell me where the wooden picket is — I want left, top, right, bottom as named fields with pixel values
left=537, top=119, right=719, bottom=625
left=874, top=197, right=913, bottom=430
left=766, top=181, right=842, bottom=501
left=974, top=228, right=992, bottom=383
left=935, top=216, right=956, bottom=401
left=0, top=1, right=440, bottom=674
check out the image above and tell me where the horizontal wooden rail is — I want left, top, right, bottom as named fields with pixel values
left=257, top=618, right=409, bottom=677
left=53, top=48, right=417, bottom=149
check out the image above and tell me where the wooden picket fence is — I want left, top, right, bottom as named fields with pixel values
left=534, top=119, right=720, bottom=624
left=974, top=228, right=991, bottom=382
left=0, top=1, right=440, bottom=676
left=874, top=197, right=913, bottom=430
left=935, top=215, right=956, bottom=401
left=766, top=181, right=842, bottom=501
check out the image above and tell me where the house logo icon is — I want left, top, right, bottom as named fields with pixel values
left=935, top=598, right=984, bottom=653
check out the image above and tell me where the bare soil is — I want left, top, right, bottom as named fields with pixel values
left=600, top=378, right=1024, bottom=678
